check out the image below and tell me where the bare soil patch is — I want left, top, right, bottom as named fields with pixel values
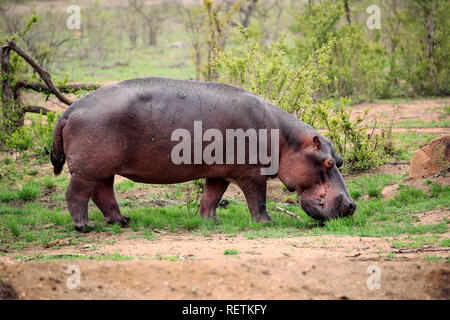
left=2, top=232, right=448, bottom=300
left=351, top=97, right=450, bottom=125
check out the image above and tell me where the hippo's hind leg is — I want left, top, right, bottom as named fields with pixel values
left=199, top=177, right=229, bottom=223
left=66, top=175, right=97, bottom=232
left=236, top=175, right=272, bottom=222
left=91, top=176, right=130, bottom=227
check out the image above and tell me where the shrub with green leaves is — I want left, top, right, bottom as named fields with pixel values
left=5, top=111, right=57, bottom=158
left=214, top=27, right=395, bottom=172
left=290, top=0, right=387, bottom=101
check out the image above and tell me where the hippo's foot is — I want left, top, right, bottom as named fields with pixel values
left=74, top=221, right=97, bottom=233
left=105, top=215, right=130, bottom=227
left=256, top=212, right=272, bottom=222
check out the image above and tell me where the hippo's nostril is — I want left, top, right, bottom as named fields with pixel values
left=347, top=201, right=356, bottom=213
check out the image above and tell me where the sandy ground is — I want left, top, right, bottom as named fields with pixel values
left=1, top=231, right=449, bottom=300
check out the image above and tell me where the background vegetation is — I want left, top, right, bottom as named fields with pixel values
left=0, top=0, right=448, bottom=172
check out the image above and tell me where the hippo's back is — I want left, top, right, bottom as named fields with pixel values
left=58, top=77, right=283, bottom=182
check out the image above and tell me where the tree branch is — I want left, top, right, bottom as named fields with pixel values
left=273, top=206, right=302, bottom=221
left=23, top=105, right=52, bottom=115
left=6, top=39, right=72, bottom=105
left=17, top=81, right=101, bottom=94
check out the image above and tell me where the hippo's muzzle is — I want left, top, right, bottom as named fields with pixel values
left=299, top=192, right=356, bottom=221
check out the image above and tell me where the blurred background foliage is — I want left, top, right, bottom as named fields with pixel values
left=0, top=0, right=448, bottom=172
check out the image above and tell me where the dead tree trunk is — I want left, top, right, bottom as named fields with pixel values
left=1, top=40, right=100, bottom=139
left=1, top=44, right=24, bottom=134
left=6, top=39, right=72, bottom=106
left=1, top=45, right=12, bottom=106
left=343, top=0, right=351, bottom=25
left=424, top=0, right=436, bottom=61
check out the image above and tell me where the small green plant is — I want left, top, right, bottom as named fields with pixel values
left=111, top=223, right=123, bottom=234
left=424, top=255, right=443, bottom=262
left=349, top=189, right=362, bottom=200
left=2, top=158, right=12, bottom=165
left=0, top=188, right=17, bottom=203
left=224, top=248, right=239, bottom=255
left=6, top=219, right=22, bottom=237
left=368, top=186, right=381, bottom=199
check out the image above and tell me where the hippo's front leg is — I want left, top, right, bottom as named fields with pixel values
left=199, top=177, right=230, bottom=223
left=236, top=174, right=272, bottom=222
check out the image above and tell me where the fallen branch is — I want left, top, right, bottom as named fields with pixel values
left=6, top=39, right=72, bottom=105
left=391, top=247, right=450, bottom=254
left=273, top=206, right=302, bottom=221
left=17, top=81, right=101, bottom=94
left=23, top=105, right=52, bottom=115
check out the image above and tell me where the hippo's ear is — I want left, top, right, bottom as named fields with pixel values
left=335, top=156, right=343, bottom=168
left=312, top=135, right=321, bottom=150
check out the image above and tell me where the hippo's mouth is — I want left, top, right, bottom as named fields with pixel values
left=296, top=188, right=328, bottom=221
left=298, top=193, right=349, bottom=221
left=298, top=199, right=327, bottom=221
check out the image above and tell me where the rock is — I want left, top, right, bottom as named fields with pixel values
left=409, top=136, right=450, bottom=179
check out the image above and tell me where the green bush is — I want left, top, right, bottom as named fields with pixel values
left=290, top=0, right=387, bottom=101
left=214, top=27, right=394, bottom=172
left=5, top=111, right=57, bottom=158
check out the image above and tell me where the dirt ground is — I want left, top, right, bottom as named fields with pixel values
left=0, top=231, right=449, bottom=300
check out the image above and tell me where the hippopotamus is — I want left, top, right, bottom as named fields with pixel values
left=51, top=77, right=356, bottom=232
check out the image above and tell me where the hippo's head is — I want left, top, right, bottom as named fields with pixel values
left=278, top=134, right=356, bottom=221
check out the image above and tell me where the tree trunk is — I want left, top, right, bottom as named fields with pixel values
left=148, top=22, right=157, bottom=46
left=241, top=0, right=257, bottom=28
left=425, top=0, right=435, bottom=61
left=1, top=45, right=23, bottom=135
left=1, top=45, right=12, bottom=105
left=343, top=0, right=351, bottom=25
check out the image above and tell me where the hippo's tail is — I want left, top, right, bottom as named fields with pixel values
left=50, top=118, right=67, bottom=176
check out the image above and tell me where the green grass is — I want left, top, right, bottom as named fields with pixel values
left=0, top=151, right=448, bottom=253
left=53, top=46, right=195, bottom=83
left=392, top=235, right=441, bottom=249
left=16, top=252, right=133, bottom=261
left=393, top=119, right=450, bottom=128
left=346, top=173, right=402, bottom=200
left=424, top=255, right=446, bottom=262
left=393, top=131, right=439, bottom=161
left=0, top=179, right=448, bottom=250
left=439, top=239, right=450, bottom=247
left=0, top=182, right=41, bottom=203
